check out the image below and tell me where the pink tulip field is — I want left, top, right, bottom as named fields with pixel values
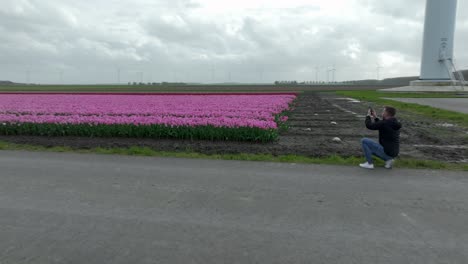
left=0, top=93, right=296, bottom=142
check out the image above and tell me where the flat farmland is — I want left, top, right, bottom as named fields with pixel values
left=1, top=92, right=466, bottom=163
left=0, top=93, right=296, bottom=142
left=0, top=84, right=399, bottom=93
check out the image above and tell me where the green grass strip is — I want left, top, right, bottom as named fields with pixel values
left=336, top=90, right=468, bottom=127
left=342, top=90, right=466, bottom=98
left=0, top=123, right=278, bottom=142
left=0, top=140, right=465, bottom=171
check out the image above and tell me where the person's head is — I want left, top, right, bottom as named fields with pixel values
left=382, top=106, right=396, bottom=119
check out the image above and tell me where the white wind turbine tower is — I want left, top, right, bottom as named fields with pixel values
left=58, top=70, right=64, bottom=84
left=376, top=64, right=383, bottom=80
left=116, top=67, right=121, bottom=84
left=25, top=68, right=31, bottom=84
left=325, top=66, right=334, bottom=83
left=315, top=66, right=320, bottom=82
left=211, top=64, right=215, bottom=83
left=384, top=0, right=465, bottom=92
left=139, top=71, right=144, bottom=83
left=330, top=65, right=336, bottom=83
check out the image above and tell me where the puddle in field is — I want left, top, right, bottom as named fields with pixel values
left=335, top=98, right=361, bottom=103
left=332, top=104, right=359, bottom=116
left=436, top=123, right=456, bottom=128
left=413, top=145, right=468, bottom=150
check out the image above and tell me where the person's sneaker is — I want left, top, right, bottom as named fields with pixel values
left=359, top=162, right=375, bottom=169
left=385, top=159, right=395, bottom=169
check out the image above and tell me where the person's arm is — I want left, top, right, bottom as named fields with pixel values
left=365, top=116, right=384, bottom=130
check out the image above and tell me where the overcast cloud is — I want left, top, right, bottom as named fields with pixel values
left=0, top=0, right=467, bottom=84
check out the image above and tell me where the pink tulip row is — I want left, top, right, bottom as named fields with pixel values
left=0, top=94, right=296, bottom=129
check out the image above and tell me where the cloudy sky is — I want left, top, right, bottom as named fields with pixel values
left=1, top=0, right=467, bottom=84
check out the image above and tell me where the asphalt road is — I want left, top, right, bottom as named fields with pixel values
left=387, top=98, right=468, bottom=114
left=0, top=151, right=467, bottom=264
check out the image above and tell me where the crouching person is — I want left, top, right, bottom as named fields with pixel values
left=360, top=106, right=402, bottom=170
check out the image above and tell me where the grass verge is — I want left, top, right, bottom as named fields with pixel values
left=0, top=123, right=278, bottom=143
left=340, top=90, right=466, bottom=98
left=336, top=90, right=468, bottom=127
left=0, top=140, right=466, bottom=171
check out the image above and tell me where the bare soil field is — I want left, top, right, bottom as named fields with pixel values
left=1, top=92, right=467, bottom=162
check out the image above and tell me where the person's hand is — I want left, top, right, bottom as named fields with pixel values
left=367, top=108, right=377, bottom=118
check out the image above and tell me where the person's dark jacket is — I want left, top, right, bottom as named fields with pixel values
left=365, top=116, right=402, bottom=157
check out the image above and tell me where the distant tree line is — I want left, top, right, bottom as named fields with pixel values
left=274, top=81, right=344, bottom=86
left=128, top=82, right=188, bottom=86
